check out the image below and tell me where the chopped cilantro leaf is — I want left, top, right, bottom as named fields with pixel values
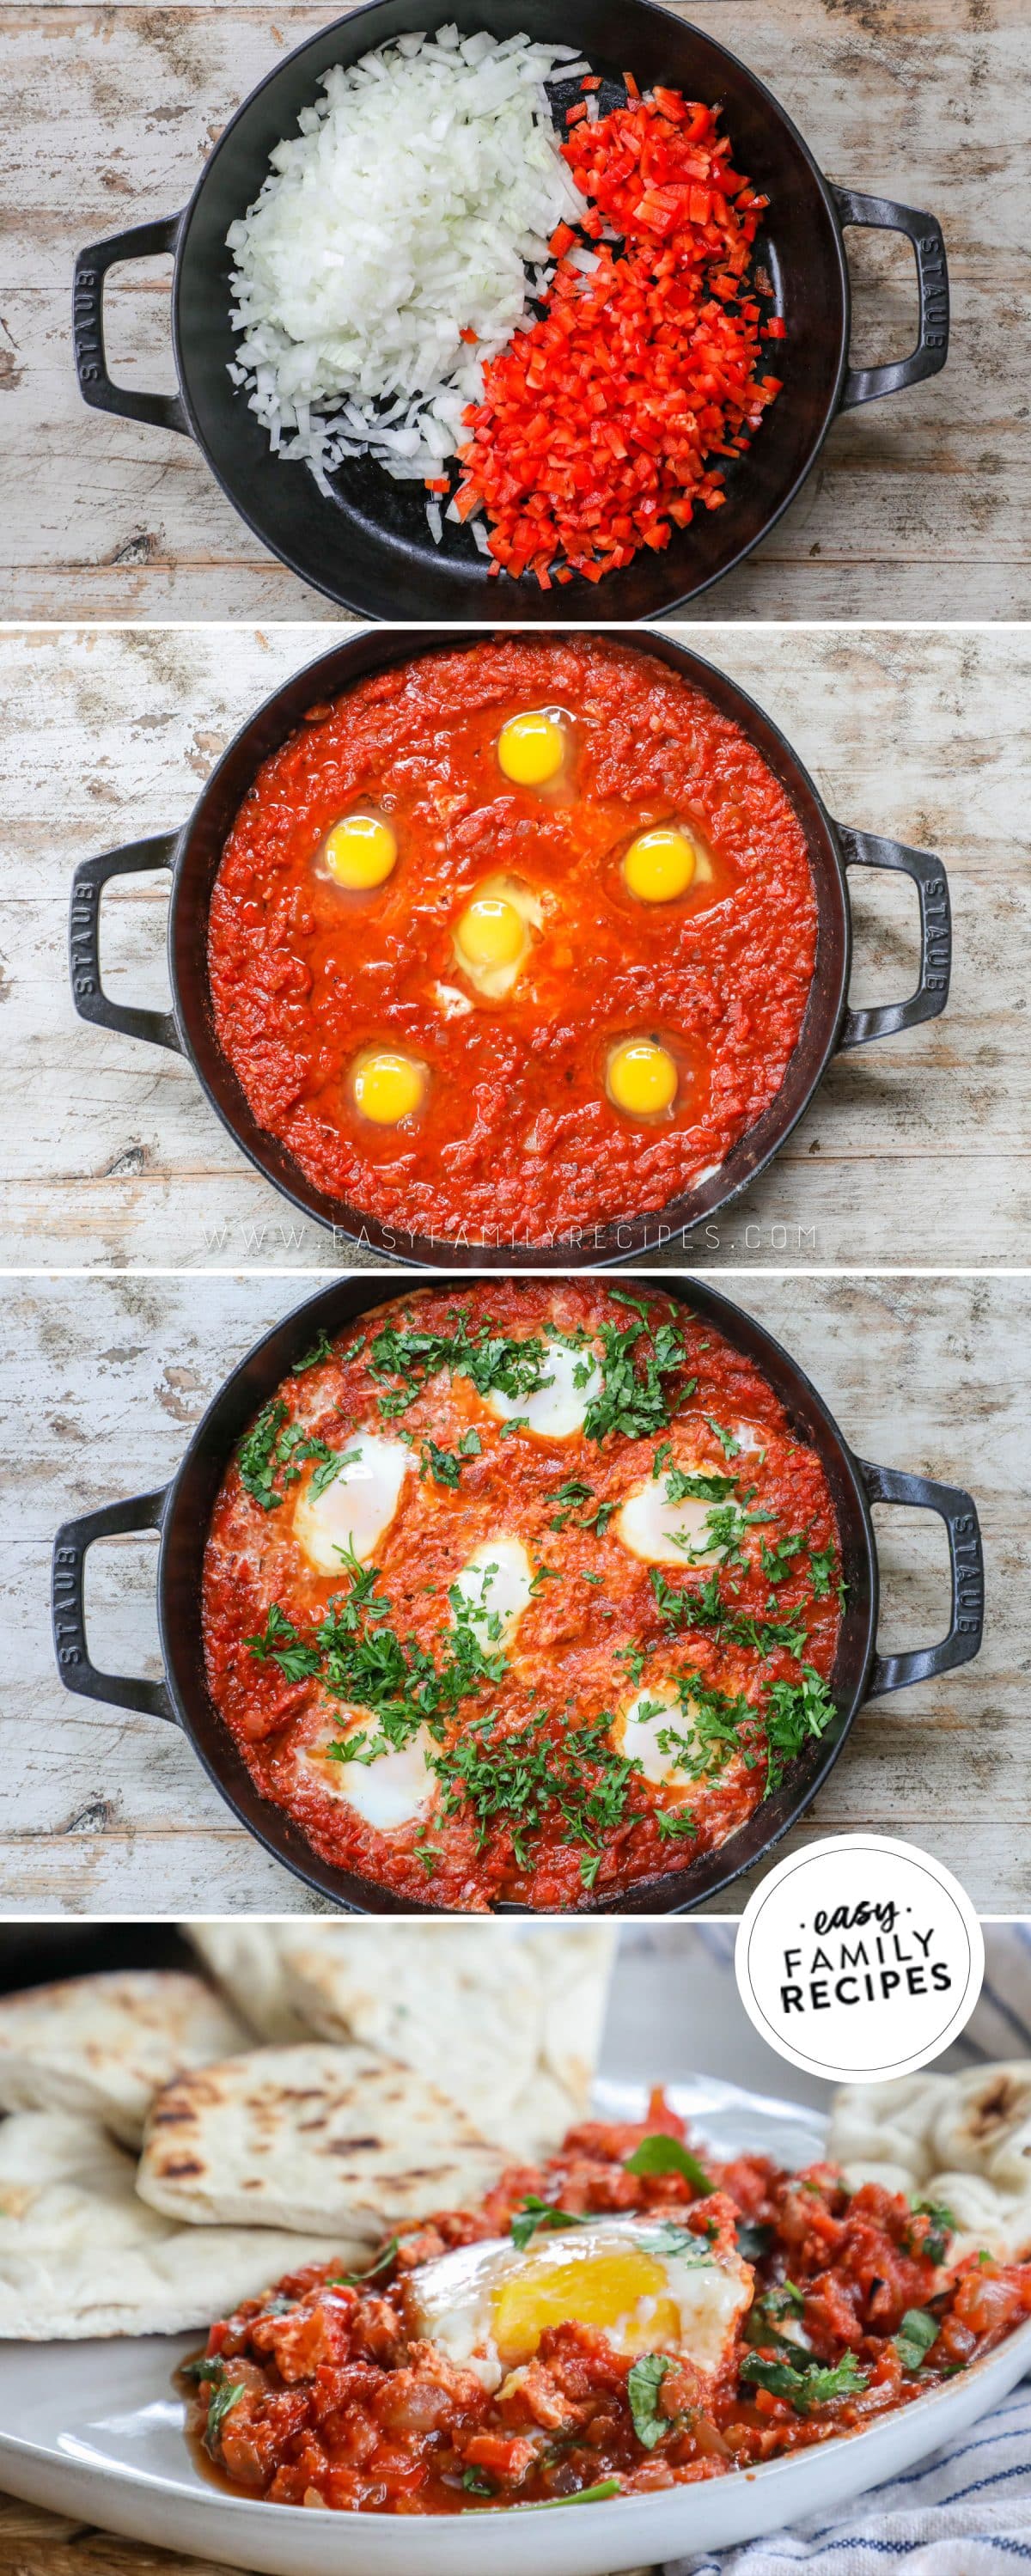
left=740, top=2351, right=869, bottom=2411
left=624, top=2133, right=712, bottom=2192
left=510, top=2196, right=589, bottom=2253
left=894, top=2307, right=940, bottom=2372
left=294, top=1328, right=333, bottom=1371
left=627, top=2351, right=674, bottom=2450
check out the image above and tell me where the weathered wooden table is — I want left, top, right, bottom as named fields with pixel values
left=3, top=1270, right=1023, bottom=1916
left=3, top=1, right=1028, bottom=619
left=1, top=622, right=1026, bottom=1269
left=0, top=2488, right=662, bottom=2576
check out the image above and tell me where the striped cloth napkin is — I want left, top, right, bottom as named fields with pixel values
left=664, top=2380, right=1031, bottom=2576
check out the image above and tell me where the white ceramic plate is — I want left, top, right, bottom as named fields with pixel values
left=1, top=2079, right=1028, bottom=2576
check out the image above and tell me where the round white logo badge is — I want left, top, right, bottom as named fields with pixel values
left=735, top=1834, right=984, bottom=2084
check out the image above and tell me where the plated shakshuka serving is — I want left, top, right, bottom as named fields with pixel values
left=186, top=2095, right=1031, bottom=2515
left=202, top=1282, right=843, bottom=1908
left=206, top=638, right=818, bottom=1242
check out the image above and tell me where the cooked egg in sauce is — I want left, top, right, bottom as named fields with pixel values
left=623, top=826, right=699, bottom=903
left=453, top=874, right=544, bottom=1000
left=497, top=708, right=568, bottom=787
left=322, top=812, right=398, bottom=888
left=405, top=2216, right=753, bottom=2391
left=292, top=1431, right=411, bottom=1572
left=452, top=1536, right=534, bottom=1652
left=607, top=1038, right=679, bottom=1120
left=476, top=1338, right=601, bottom=1439
left=611, top=1684, right=702, bottom=1792
left=615, top=1469, right=724, bottom=1568
left=297, top=1713, right=436, bottom=1829
left=351, top=1048, right=427, bottom=1126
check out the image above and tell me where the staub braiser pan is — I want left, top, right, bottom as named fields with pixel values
left=68, top=625, right=953, bottom=1269
left=51, top=1274, right=985, bottom=1917
left=71, top=0, right=949, bottom=620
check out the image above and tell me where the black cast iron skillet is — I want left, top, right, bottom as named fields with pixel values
left=52, top=1273, right=985, bottom=1916
left=69, top=625, right=952, bottom=1268
left=71, top=0, right=949, bottom=619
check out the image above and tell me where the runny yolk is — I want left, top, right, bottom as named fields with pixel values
left=607, top=1039, right=679, bottom=1119
left=492, top=2248, right=678, bottom=2365
left=456, top=894, right=526, bottom=969
left=623, top=826, right=697, bottom=903
left=324, top=814, right=398, bottom=888
left=497, top=711, right=565, bottom=787
left=352, top=1050, right=425, bottom=1124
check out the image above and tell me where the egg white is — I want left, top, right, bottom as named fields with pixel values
left=297, top=1713, right=435, bottom=1830
left=611, top=1686, right=700, bottom=1793
left=406, top=2216, right=752, bottom=2393
left=292, top=1431, right=412, bottom=1573
left=615, top=1468, right=725, bottom=1569
left=479, top=1339, right=601, bottom=1440
left=452, top=1536, right=533, bottom=1651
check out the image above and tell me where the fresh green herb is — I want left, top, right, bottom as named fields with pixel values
left=308, top=1443, right=360, bottom=1499
left=419, top=1428, right=482, bottom=1487
left=656, top=1806, right=698, bottom=1840
left=666, top=1468, right=737, bottom=1505
left=909, top=2199, right=955, bottom=2265
left=294, top=1328, right=334, bottom=1371
left=624, top=2133, right=712, bottom=2193
left=640, top=2221, right=711, bottom=2261
left=740, top=2351, right=869, bottom=2412
left=894, top=2308, right=940, bottom=2373
left=650, top=1566, right=806, bottom=1661
left=547, top=1479, right=594, bottom=1529
left=759, top=1531, right=809, bottom=1586
left=763, top=1666, right=838, bottom=1792
left=430, top=1710, right=641, bottom=1877
left=246, top=1601, right=321, bottom=1683
left=236, top=1397, right=290, bottom=1511
left=329, top=2237, right=400, bottom=2287
left=462, top=2465, right=495, bottom=2495
left=736, top=2219, right=774, bottom=2262
left=368, top=1317, right=553, bottom=1418
left=180, top=2353, right=227, bottom=2384
left=205, top=2379, right=247, bottom=2444
left=705, top=1416, right=741, bottom=1459
left=582, top=1313, right=693, bottom=1444
left=808, top=1544, right=838, bottom=1600
left=498, top=1415, right=530, bottom=1438
left=528, top=2480, right=621, bottom=2508
left=510, top=2196, right=589, bottom=2253
left=627, top=2351, right=674, bottom=2450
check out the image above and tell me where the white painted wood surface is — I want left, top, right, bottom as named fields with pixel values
left=1, top=1271, right=1023, bottom=1916
left=0, top=622, right=1027, bottom=1270
left=2, top=1, right=1028, bottom=618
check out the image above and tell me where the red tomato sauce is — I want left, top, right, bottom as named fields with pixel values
left=186, top=2094, right=1031, bottom=2514
left=201, top=1283, right=842, bottom=1910
left=207, top=639, right=818, bottom=1243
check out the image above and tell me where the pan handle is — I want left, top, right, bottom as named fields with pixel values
left=70, top=834, right=183, bottom=1050
left=833, top=189, right=949, bottom=407
left=858, top=1461, right=984, bottom=1698
left=73, top=217, right=190, bottom=432
left=52, top=1490, right=176, bottom=1719
left=835, top=827, right=951, bottom=1047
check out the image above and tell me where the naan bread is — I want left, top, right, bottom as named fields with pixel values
left=0, top=1971, right=247, bottom=2147
left=280, top=1923, right=614, bottom=2160
left=137, top=2042, right=505, bottom=2238
left=184, top=1926, right=310, bottom=2042
left=828, top=2063, right=1031, bottom=2262
left=0, top=2110, right=350, bottom=2340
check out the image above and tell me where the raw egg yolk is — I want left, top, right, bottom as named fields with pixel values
left=497, top=711, right=565, bottom=787
left=324, top=814, right=397, bottom=888
left=352, top=1050, right=424, bottom=1125
left=607, top=1039, right=678, bottom=1118
left=455, top=894, right=525, bottom=969
left=492, top=2248, right=679, bottom=2365
left=624, top=826, right=697, bottom=902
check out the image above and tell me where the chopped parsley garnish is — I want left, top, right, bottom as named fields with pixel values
left=808, top=1544, right=838, bottom=1599
left=705, top=1415, right=741, bottom=1459
left=548, top=1478, right=595, bottom=1529
left=246, top=1601, right=321, bottom=1684
left=909, top=2199, right=955, bottom=2265
left=331, top=2237, right=400, bottom=2286
left=627, top=2351, right=674, bottom=2449
left=294, top=1328, right=334, bottom=1371
left=368, top=1315, right=553, bottom=1418
left=180, top=2353, right=228, bottom=2384
left=419, top=1427, right=482, bottom=1486
left=667, top=1467, right=737, bottom=1505
left=531, top=2480, right=621, bottom=2507
left=462, top=2464, right=495, bottom=2495
left=759, top=1530, right=809, bottom=1586
left=205, top=2378, right=247, bottom=2443
left=235, top=1398, right=357, bottom=1511
left=740, top=2350, right=869, bottom=2411
left=656, top=1805, right=699, bottom=1840
left=894, top=2308, right=940, bottom=2372
left=763, top=1666, right=838, bottom=1790
left=236, top=1397, right=289, bottom=1510
left=736, top=2219, right=774, bottom=2262
left=582, top=1313, right=693, bottom=1444
left=510, top=2196, right=589, bottom=2253
left=624, top=2133, right=713, bottom=2193
left=430, top=1709, right=642, bottom=1877
left=640, top=2220, right=711, bottom=2261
